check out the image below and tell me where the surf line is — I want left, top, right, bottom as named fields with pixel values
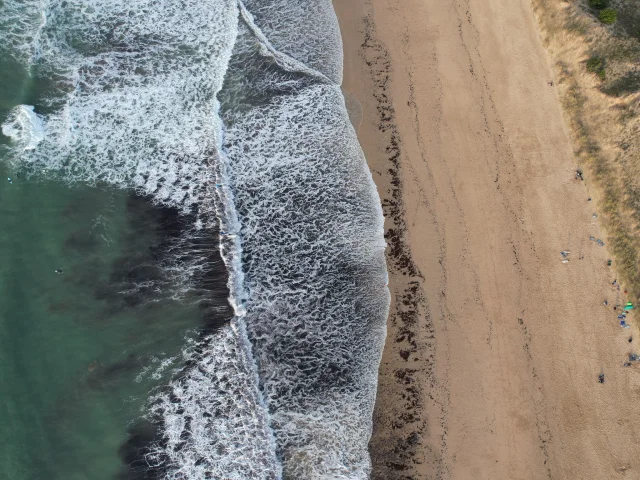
left=236, top=0, right=335, bottom=86
left=205, top=5, right=346, bottom=475
left=210, top=96, right=283, bottom=476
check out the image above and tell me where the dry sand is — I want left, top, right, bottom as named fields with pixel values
left=334, top=0, right=640, bottom=478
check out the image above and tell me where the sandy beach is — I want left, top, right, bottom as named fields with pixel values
left=334, top=0, right=640, bottom=478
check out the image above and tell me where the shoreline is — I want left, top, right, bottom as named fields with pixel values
left=335, top=0, right=640, bottom=478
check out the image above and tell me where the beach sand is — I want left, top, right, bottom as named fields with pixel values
left=334, top=0, right=640, bottom=478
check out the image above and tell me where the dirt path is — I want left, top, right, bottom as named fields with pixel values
left=334, top=0, right=640, bottom=478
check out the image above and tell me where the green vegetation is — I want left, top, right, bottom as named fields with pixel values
left=599, top=8, right=618, bottom=24
left=586, top=56, right=606, bottom=79
left=586, top=56, right=603, bottom=72
left=566, top=17, right=590, bottom=35
left=602, top=72, right=640, bottom=96
left=588, top=0, right=609, bottom=9
left=590, top=37, right=640, bottom=94
left=615, top=0, right=640, bottom=40
left=561, top=76, right=640, bottom=304
left=533, top=0, right=640, bottom=308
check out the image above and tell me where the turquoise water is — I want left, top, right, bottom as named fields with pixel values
left=1, top=0, right=390, bottom=476
left=0, top=56, right=208, bottom=480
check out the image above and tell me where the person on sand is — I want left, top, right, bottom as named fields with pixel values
left=598, top=373, right=605, bottom=383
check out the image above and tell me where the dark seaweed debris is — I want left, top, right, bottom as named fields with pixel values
left=359, top=14, right=435, bottom=480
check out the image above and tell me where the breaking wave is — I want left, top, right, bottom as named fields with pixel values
left=1, top=0, right=237, bottom=211
left=2, top=105, right=44, bottom=151
left=0, top=0, right=389, bottom=478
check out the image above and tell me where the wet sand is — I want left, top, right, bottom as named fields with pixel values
left=334, top=0, right=640, bottom=478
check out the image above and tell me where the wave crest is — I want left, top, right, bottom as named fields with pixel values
left=2, top=105, right=45, bottom=151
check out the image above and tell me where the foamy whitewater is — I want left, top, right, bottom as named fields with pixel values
left=0, top=0, right=389, bottom=478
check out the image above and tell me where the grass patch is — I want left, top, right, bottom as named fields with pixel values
left=535, top=0, right=640, bottom=306
left=618, top=103, right=638, bottom=124
left=599, top=8, right=618, bottom=24
left=616, top=0, right=640, bottom=40
left=602, top=71, right=640, bottom=96
left=586, top=56, right=604, bottom=72
left=561, top=76, right=640, bottom=303
left=586, top=56, right=606, bottom=79
left=595, top=40, right=640, bottom=63
left=588, top=0, right=609, bottom=9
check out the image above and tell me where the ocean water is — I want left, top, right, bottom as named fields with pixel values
left=0, top=0, right=389, bottom=479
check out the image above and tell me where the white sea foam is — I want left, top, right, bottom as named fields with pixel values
left=0, top=1, right=390, bottom=478
left=1, top=0, right=237, bottom=212
left=220, top=14, right=389, bottom=477
left=237, top=0, right=334, bottom=85
left=1, top=105, right=45, bottom=151
left=144, top=325, right=281, bottom=479
left=241, top=0, right=343, bottom=84
left=0, top=0, right=47, bottom=66
left=0, top=1, right=281, bottom=478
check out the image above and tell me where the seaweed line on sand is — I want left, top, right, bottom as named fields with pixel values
left=358, top=11, right=442, bottom=480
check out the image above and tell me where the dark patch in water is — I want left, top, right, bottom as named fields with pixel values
left=86, top=353, right=140, bottom=392
left=86, top=193, right=232, bottom=330
left=64, top=229, right=100, bottom=253
left=116, top=419, right=168, bottom=480
left=111, top=192, right=234, bottom=478
left=47, top=301, right=72, bottom=313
